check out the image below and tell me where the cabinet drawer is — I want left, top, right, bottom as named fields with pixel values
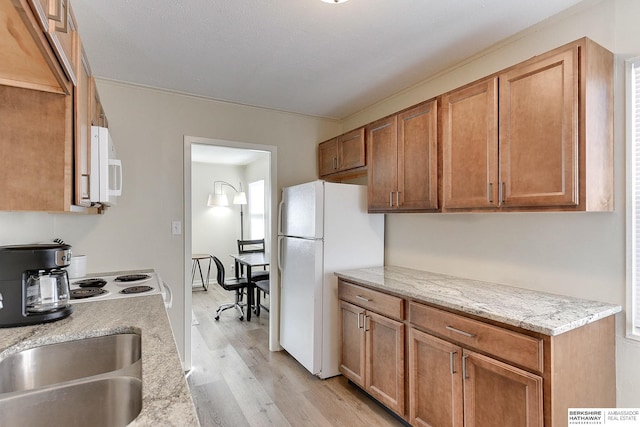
left=409, top=302, right=543, bottom=372
left=339, top=281, right=404, bottom=321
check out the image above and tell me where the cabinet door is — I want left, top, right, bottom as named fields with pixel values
left=46, top=0, right=77, bottom=86
left=397, top=100, right=438, bottom=211
left=365, top=310, right=405, bottom=416
left=442, top=78, right=499, bottom=209
left=409, top=328, right=463, bottom=427
left=339, top=128, right=365, bottom=171
left=499, top=47, right=578, bottom=208
left=463, top=350, right=543, bottom=427
left=74, top=45, right=92, bottom=206
left=339, top=301, right=366, bottom=388
left=367, top=116, right=398, bottom=211
left=318, top=138, right=338, bottom=176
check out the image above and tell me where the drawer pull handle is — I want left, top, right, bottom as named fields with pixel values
left=446, top=325, right=476, bottom=338
left=355, top=295, right=371, bottom=302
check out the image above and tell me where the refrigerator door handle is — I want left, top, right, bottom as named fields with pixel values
left=277, top=236, right=284, bottom=273
left=278, top=199, right=285, bottom=236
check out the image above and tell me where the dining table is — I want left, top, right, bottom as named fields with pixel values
left=229, top=252, right=270, bottom=321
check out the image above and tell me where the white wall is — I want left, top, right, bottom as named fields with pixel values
left=191, top=162, right=244, bottom=276
left=342, top=0, right=639, bottom=407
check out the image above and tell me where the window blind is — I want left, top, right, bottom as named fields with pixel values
left=632, top=60, right=640, bottom=331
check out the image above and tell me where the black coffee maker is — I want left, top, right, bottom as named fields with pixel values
left=0, top=244, right=74, bottom=327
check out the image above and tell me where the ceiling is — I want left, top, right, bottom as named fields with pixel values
left=71, top=0, right=588, bottom=120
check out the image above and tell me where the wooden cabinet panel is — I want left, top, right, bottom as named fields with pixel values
left=367, top=116, right=398, bottom=210
left=0, top=0, right=68, bottom=93
left=339, top=128, right=366, bottom=171
left=409, top=328, right=463, bottom=427
left=46, top=0, right=78, bottom=86
left=318, top=137, right=339, bottom=176
left=442, top=77, right=499, bottom=209
left=318, top=128, right=365, bottom=179
left=365, top=310, right=405, bottom=415
left=368, top=100, right=439, bottom=213
left=0, top=86, right=72, bottom=211
left=409, top=302, right=543, bottom=372
left=499, top=47, right=578, bottom=208
left=397, top=100, right=438, bottom=211
left=339, top=301, right=366, bottom=388
left=338, top=281, right=404, bottom=320
left=463, top=350, right=543, bottom=427
left=74, top=45, right=92, bottom=206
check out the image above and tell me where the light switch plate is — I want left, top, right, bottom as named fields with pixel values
left=171, top=220, right=182, bottom=235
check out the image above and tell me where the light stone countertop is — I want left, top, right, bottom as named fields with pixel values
left=335, top=266, right=621, bottom=336
left=0, top=294, right=199, bottom=426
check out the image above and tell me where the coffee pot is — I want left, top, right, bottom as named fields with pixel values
left=0, top=244, right=74, bottom=327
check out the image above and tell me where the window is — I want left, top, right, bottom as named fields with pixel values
left=248, top=180, right=265, bottom=240
left=627, top=57, right=640, bottom=339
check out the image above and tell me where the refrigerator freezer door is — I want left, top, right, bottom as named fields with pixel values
left=279, top=180, right=324, bottom=239
left=279, top=236, right=324, bottom=375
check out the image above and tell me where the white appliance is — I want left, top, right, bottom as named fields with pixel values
left=90, top=126, right=122, bottom=206
left=278, top=180, right=384, bottom=378
left=68, top=270, right=172, bottom=309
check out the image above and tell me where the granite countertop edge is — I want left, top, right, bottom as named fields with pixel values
left=335, top=266, right=622, bottom=336
left=0, top=293, right=199, bottom=426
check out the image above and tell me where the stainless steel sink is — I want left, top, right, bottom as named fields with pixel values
left=0, top=376, right=142, bottom=427
left=0, top=333, right=143, bottom=427
left=0, top=333, right=141, bottom=393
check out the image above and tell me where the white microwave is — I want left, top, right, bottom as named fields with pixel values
left=90, top=126, right=122, bottom=206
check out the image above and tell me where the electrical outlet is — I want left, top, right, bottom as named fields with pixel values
left=171, top=220, right=182, bottom=235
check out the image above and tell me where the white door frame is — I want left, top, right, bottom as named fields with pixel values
left=183, top=136, right=280, bottom=371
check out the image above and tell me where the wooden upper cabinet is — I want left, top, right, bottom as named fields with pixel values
left=318, top=137, right=339, bottom=177
left=441, top=37, right=612, bottom=212
left=74, top=45, right=92, bottom=206
left=499, top=47, right=578, bottom=208
left=367, top=99, right=439, bottom=212
left=442, top=77, right=499, bottom=210
left=0, top=0, right=69, bottom=93
left=367, top=116, right=398, bottom=211
left=46, top=0, right=78, bottom=86
left=318, top=128, right=365, bottom=179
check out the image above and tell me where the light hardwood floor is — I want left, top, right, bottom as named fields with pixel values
left=188, top=285, right=407, bottom=427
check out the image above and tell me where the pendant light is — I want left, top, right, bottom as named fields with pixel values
left=321, top=0, right=349, bottom=3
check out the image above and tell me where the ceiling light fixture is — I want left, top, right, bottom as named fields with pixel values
left=321, top=0, right=349, bottom=3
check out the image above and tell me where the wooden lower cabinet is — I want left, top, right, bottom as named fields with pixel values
left=408, top=328, right=542, bottom=427
left=409, top=328, right=463, bottom=427
left=339, top=300, right=405, bottom=416
left=339, top=279, right=615, bottom=427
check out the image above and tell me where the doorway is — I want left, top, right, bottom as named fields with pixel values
left=183, top=136, right=279, bottom=371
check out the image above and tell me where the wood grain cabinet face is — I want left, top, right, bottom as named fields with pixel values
left=499, top=47, right=578, bottom=208
left=408, top=325, right=543, bottom=427
left=338, top=283, right=405, bottom=417
left=441, top=38, right=612, bottom=212
left=74, top=45, right=92, bottom=206
left=367, top=99, right=438, bottom=213
left=318, top=128, right=365, bottom=178
left=442, top=77, right=499, bottom=210
left=462, top=350, right=543, bottom=427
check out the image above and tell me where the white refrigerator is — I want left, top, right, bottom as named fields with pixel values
left=278, top=180, right=384, bottom=379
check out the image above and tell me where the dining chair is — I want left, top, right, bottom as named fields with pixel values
left=254, top=279, right=270, bottom=317
left=237, top=239, right=270, bottom=281
left=212, top=256, right=250, bottom=321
